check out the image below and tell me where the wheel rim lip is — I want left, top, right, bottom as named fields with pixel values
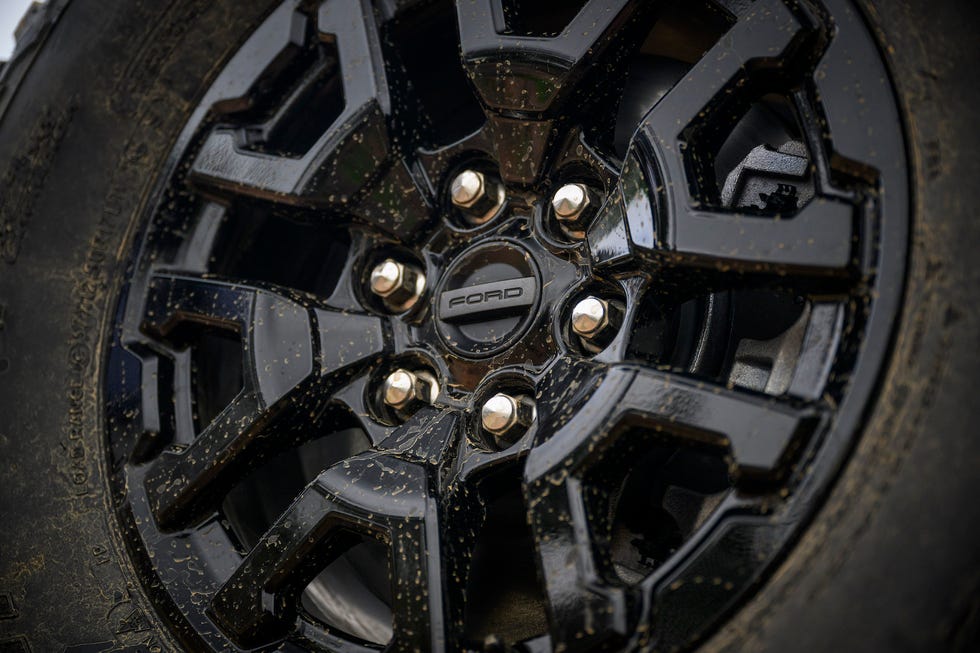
left=98, top=0, right=912, bottom=650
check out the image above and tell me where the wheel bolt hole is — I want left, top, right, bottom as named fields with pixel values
left=363, top=249, right=427, bottom=314
left=372, top=360, right=440, bottom=425
left=472, top=378, right=537, bottom=450
left=547, top=171, right=604, bottom=240
left=565, top=285, right=626, bottom=355
left=445, top=162, right=507, bottom=228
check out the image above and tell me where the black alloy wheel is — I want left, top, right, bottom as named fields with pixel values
left=2, top=1, right=978, bottom=653
left=103, top=0, right=908, bottom=649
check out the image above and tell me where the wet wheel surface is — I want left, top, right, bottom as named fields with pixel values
left=0, top=1, right=978, bottom=652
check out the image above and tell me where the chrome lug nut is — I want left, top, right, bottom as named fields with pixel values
left=571, top=295, right=623, bottom=351
left=369, top=258, right=426, bottom=310
left=481, top=392, right=536, bottom=445
left=551, top=182, right=599, bottom=234
left=450, top=169, right=505, bottom=225
left=382, top=369, right=438, bottom=413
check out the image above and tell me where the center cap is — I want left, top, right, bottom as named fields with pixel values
left=434, top=241, right=540, bottom=357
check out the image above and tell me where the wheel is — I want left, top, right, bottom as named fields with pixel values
left=0, top=0, right=977, bottom=651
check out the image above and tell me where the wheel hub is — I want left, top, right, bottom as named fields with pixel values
left=435, top=239, right=547, bottom=358
left=433, top=239, right=575, bottom=358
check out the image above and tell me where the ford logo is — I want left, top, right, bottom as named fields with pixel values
left=438, top=277, right=536, bottom=322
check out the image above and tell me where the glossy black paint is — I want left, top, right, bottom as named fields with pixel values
left=209, top=450, right=442, bottom=650
left=139, top=273, right=386, bottom=530
left=589, top=0, right=853, bottom=278
left=102, top=0, right=909, bottom=651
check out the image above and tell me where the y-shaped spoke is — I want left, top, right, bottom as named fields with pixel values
left=208, top=420, right=459, bottom=651
left=524, top=363, right=822, bottom=650
left=140, top=272, right=387, bottom=530
left=456, top=0, right=642, bottom=114
left=455, top=0, right=647, bottom=184
left=589, top=0, right=853, bottom=277
left=191, top=0, right=394, bottom=208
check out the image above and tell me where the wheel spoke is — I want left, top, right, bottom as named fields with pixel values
left=528, top=365, right=820, bottom=481
left=190, top=0, right=393, bottom=208
left=589, top=0, right=853, bottom=276
left=103, top=0, right=910, bottom=647
left=351, top=158, right=434, bottom=241
left=525, top=475, right=633, bottom=652
left=589, top=149, right=854, bottom=274
left=455, top=0, right=642, bottom=114
left=520, top=362, right=632, bottom=651
left=208, top=450, right=445, bottom=650
left=377, top=407, right=462, bottom=470
left=640, top=0, right=819, bottom=134
left=455, top=0, right=647, bottom=184
left=183, top=3, right=309, bottom=122
left=524, top=363, right=821, bottom=649
left=140, top=273, right=387, bottom=530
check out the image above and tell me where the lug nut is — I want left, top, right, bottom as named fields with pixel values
left=369, top=258, right=426, bottom=310
left=481, top=392, right=536, bottom=445
left=382, top=369, right=438, bottom=413
left=551, top=183, right=599, bottom=234
left=450, top=169, right=505, bottom=225
left=571, top=295, right=623, bottom=351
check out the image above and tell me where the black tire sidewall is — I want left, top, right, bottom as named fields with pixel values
left=0, top=1, right=278, bottom=650
left=704, top=1, right=980, bottom=652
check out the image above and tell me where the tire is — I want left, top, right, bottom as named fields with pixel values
left=703, top=3, right=980, bottom=651
left=0, top=1, right=976, bottom=652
